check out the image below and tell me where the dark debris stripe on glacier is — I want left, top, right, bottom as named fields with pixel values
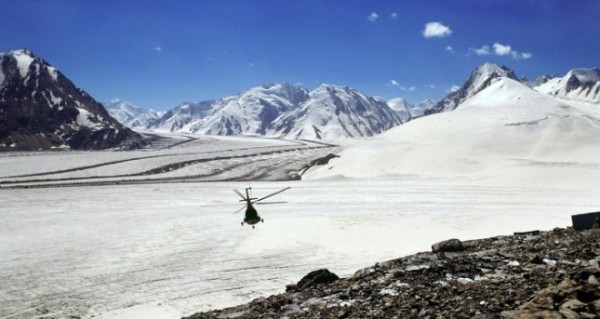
left=0, top=143, right=339, bottom=189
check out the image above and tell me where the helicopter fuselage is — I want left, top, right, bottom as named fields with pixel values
left=243, top=203, right=262, bottom=225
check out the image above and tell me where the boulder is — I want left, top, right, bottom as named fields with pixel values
left=296, top=269, right=339, bottom=291
left=432, top=238, right=464, bottom=253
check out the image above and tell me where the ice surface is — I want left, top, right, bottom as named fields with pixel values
left=1, top=178, right=598, bottom=318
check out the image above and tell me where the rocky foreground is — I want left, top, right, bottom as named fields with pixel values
left=185, top=227, right=600, bottom=319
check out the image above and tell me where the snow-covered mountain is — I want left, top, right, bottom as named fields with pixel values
left=103, top=99, right=163, bottom=128
left=388, top=98, right=436, bottom=121
left=145, top=83, right=404, bottom=140
left=146, top=100, right=215, bottom=132
left=0, top=49, right=140, bottom=151
left=534, top=68, right=600, bottom=104
left=428, top=63, right=519, bottom=114
left=271, top=85, right=403, bottom=140
left=147, top=83, right=309, bottom=135
left=307, top=76, right=600, bottom=184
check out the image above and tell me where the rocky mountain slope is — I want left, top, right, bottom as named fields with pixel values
left=0, top=49, right=141, bottom=151
left=534, top=68, right=600, bottom=104
left=185, top=227, right=600, bottom=318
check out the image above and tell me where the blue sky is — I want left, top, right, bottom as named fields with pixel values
left=2, top=0, right=600, bottom=109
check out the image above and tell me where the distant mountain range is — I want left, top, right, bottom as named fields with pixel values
left=105, top=83, right=435, bottom=140
left=106, top=63, right=600, bottom=141
left=0, top=49, right=141, bottom=151
left=2, top=48, right=599, bottom=150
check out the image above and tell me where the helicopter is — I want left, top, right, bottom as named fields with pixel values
left=234, top=186, right=291, bottom=228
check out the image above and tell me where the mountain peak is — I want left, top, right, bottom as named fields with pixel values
left=534, top=67, right=600, bottom=104
left=566, top=68, right=600, bottom=83
left=471, top=63, right=516, bottom=89
left=476, top=62, right=510, bottom=73
left=428, top=63, right=519, bottom=114
left=2, top=48, right=35, bottom=58
left=0, top=50, right=141, bottom=150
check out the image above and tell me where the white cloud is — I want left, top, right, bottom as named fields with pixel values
left=470, top=42, right=532, bottom=60
left=471, top=45, right=491, bottom=56
left=390, top=12, right=398, bottom=19
left=367, top=12, right=379, bottom=22
left=445, top=46, right=455, bottom=54
left=513, top=52, right=533, bottom=60
left=423, top=22, right=452, bottom=38
left=154, top=46, right=162, bottom=52
left=390, top=80, right=416, bottom=91
left=248, top=62, right=255, bottom=68
left=427, top=84, right=436, bottom=89
left=493, top=42, right=512, bottom=56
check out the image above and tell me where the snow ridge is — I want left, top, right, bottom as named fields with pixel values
left=429, top=63, right=519, bottom=114
left=534, top=68, right=600, bottom=104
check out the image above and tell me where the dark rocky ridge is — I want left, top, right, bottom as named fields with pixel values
left=0, top=49, right=142, bottom=151
left=185, top=227, right=600, bottom=319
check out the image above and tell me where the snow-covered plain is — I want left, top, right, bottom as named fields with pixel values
left=2, top=177, right=598, bottom=319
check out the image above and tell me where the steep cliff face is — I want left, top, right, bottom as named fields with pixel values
left=0, top=49, right=140, bottom=151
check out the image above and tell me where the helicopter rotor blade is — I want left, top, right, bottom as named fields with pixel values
left=253, top=187, right=291, bottom=203
left=233, top=205, right=245, bottom=214
left=255, top=201, right=287, bottom=205
left=233, top=189, right=247, bottom=201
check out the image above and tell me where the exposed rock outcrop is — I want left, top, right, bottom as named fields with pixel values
left=185, top=227, right=600, bottom=319
left=0, top=49, right=142, bottom=151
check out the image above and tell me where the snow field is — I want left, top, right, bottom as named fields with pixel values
left=1, top=177, right=598, bottom=318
